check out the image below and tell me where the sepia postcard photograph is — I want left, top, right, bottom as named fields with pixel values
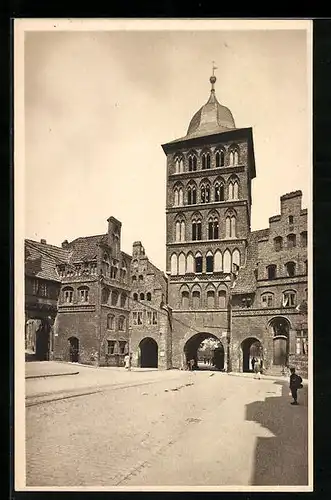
left=14, top=18, right=313, bottom=492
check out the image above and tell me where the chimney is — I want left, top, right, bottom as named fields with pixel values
left=62, top=240, right=69, bottom=249
left=40, top=239, right=47, bottom=244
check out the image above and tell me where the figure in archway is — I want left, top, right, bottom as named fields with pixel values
left=241, top=338, right=263, bottom=373
left=184, top=333, right=224, bottom=371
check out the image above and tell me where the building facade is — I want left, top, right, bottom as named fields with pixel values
left=161, top=74, right=308, bottom=376
left=129, top=241, right=172, bottom=370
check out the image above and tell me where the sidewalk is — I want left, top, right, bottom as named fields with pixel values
left=25, top=361, right=80, bottom=379
left=227, top=370, right=308, bottom=385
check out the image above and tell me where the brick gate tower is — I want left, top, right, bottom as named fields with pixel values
left=161, top=71, right=257, bottom=369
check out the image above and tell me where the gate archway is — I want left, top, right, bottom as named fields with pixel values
left=139, top=337, right=158, bottom=368
left=68, top=336, right=79, bottom=363
left=184, top=332, right=224, bottom=370
left=241, top=337, right=263, bottom=372
left=269, top=317, right=290, bottom=366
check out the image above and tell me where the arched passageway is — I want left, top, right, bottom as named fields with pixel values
left=68, top=336, right=79, bottom=363
left=184, top=333, right=224, bottom=371
left=139, top=337, right=158, bottom=368
left=269, top=317, right=290, bottom=366
left=241, top=337, right=263, bottom=372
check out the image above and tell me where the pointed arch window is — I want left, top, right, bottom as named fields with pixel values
left=234, top=150, right=239, bottom=165
left=175, top=221, right=181, bottom=242
left=192, top=217, right=202, bottom=241
left=181, top=290, right=189, bottom=308
left=225, top=217, right=231, bottom=238
left=178, top=188, right=183, bottom=206
left=188, top=185, right=197, bottom=205
left=120, top=293, right=127, bottom=308
left=202, top=154, right=206, bottom=170
left=206, top=251, right=214, bottom=273
left=229, top=150, right=234, bottom=166
left=208, top=216, right=219, bottom=240
left=178, top=253, right=186, bottom=275
left=195, top=252, right=203, bottom=273
left=192, top=290, right=201, bottom=308
left=218, top=290, right=226, bottom=308
left=285, top=261, right=296, bottom=277
left=170, top=253, right=178, bottom=275
left=189, top=154, right=197, bottom=172
left=230, top=216, right=237, bottom=237
left=207, top=290, right=215, bottom=308
left=186, top=253, right=194, bottom=273
left=175, top=158, right=180, bottom=173
left=174, top=189, right=179, bottom=206
left=179, top=158, right=184, bottom=172
left=111, top=290, right=118, bottom=306
left=214, top=250, right=222, bottom=272
left=147, top=292, right=152, bottom=301
left=232, top=249, right=240, bottom=270
left=180, top=221, right=185, bottom=242
left=214, top=181, right=225, bottom=202
left=200, top=183, right=210, bottom=203
left=228, top=178, right=239, bottom=200
left=223, top=249, right=231, bottom=273
left=216, top=149, right=225, bottom=168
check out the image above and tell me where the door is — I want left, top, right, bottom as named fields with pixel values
left=69, top=337, right=79, bottom=362
left=273, top=337, right=287, bottom=365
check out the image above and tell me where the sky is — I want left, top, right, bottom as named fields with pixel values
left=23, top=22, right=311, bottom=271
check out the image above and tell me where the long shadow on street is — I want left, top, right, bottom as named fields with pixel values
left=246, top=381, right=308, bottom=486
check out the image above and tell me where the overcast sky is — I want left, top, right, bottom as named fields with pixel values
left=24, top=23, right=311, bottom=271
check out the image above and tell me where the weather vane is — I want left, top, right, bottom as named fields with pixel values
left=212, top=61, right=218, bottom=76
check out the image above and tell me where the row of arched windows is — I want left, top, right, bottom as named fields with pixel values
left=133, top=292, right=152, bottom=301
left=173, top=177, right=239, bottom=207
left=174, top=213, right=237, bottom=241
left=180, top=286, right=228, bottom=309
left=174, top=146, right=240, bottom=174
left=266, top=260, right=307, bottom=280
left=274, top=232, right=307, bottom=252
left=101, top=288, right=127, bottom=308
left=170, top=248, right=241, bottom=275
left=62, top=285, right=89, bottom=303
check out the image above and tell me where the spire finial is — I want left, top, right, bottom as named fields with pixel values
left=210, top=61, right=217, bottom=91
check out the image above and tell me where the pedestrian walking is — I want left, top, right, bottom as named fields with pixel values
left=254, top=359, right=261, bottom=379
left=251, top=357, right=256, bottom=372
left=124, top=353, right=131, bottom=370
left=289, top=367, right=303, bottom=405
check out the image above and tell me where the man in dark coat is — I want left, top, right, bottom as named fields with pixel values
left=289, top=367, right=303, bottom=405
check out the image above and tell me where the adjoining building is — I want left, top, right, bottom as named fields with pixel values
left=25, top=239, right=68, bottom=361
left=129, top=241, right=172, bottom=370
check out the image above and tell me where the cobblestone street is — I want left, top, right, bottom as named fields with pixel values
left=25, top=363, right=309, bottom=488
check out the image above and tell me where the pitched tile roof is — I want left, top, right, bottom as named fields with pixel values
left=66, top=234, right=107, bottom=263
left=231, top=229, right=269, bottom=295
left=25, top=240, right=69, bottom=282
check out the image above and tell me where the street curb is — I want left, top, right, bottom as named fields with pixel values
left=26, top=371, right=79, bottom=380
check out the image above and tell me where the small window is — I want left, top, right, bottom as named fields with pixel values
left=132, top=275, right=137, bottom=282
left=267, top=265, right=277, bottom=280
left=140, top=293, right=145, bottom=301
left=118, top=316, right=125, bottom=331
left=137, top=311, right=143, bottom=325
left=63, top=287, right=73, bottom=303
left=132, top=311, right=138, bottom=325
left=301, top=231, right=307, bottom=247
left=285, top=262, right=296, bottom=277
left=152, top=312, right=158, bottom=325
left=195, top=256, right=203, bottom=273
left=261, top=293, right=273, bottom=308
left=181, top=291, right=189, bottom=308
left=107, top=314, right=115, bottom=330
left=282, top=290, right=296, bottom=308
left=111, top=291, right=118, bottom=306
left=289, top=215, right=294, bottom=224
left=217, top=291, right=225, bottom=308
left=107, top=340, right=116, bottom=355
left=120, top=293, right=127, bottom=308
left=147, top=311, right=152, bottom=325
left=206, top=255, right=214, bottom=273
left=207, top=290, right=215, bottom=308
left=119, top=341, right=127, bottom=355
left=274, top=236, right=283, bottom=252
left=78, top=286, right=89, bottom=302
left=192, top=290, right=201, bottom=308
left=133, top=293, right=138, bottom=301
left=287, top=234, right=296, bottom=248
left=147, top=292, right=152, bottom=301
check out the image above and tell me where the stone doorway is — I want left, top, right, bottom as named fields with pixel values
left=68, top=336, right=79, bottom=363
left=139, top=337, right=158, bottom=368
left=241, top=337, right=263, bottom=373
